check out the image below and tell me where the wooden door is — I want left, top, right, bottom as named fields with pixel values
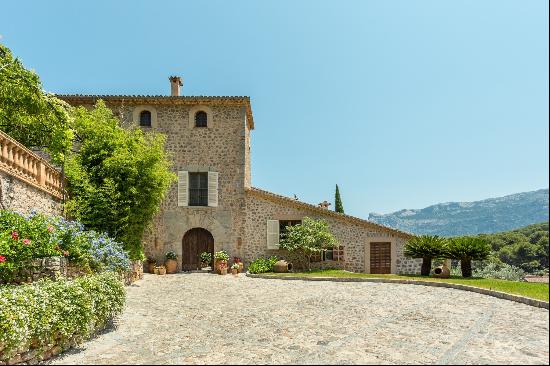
left=182, top=228, right=214, bottom=271
left=370, top=242, right=391, bottom=274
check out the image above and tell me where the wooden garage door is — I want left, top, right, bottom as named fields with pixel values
left=370, top=242, right=391, bottom=274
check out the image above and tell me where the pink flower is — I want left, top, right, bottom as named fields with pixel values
left=0, top=256, right=6, bottom=263
left=11, top=231, right=18, bottom=240
left=22, top=238, right=31, bottom=245
left=63, top=251, right=69, bottom=257
left=47, top=226, right=54, bottom=232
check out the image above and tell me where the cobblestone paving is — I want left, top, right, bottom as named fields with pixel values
left=47, top=273, right=549, bottom=365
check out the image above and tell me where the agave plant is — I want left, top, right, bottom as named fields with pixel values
left=447, top=237, right=491, bottom=277
left=404, top=235, right=448, bottom=276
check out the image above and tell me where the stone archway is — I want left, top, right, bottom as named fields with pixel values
left=182, top=228, right=214, bottom=271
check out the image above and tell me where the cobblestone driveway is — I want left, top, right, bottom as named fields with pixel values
left=47, top=273, right=549, bottom=365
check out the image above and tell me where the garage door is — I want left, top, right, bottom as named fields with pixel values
left=370, top=242, right=391, bottom=274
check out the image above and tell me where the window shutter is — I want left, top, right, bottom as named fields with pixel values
left=207, top=171, right=218, bottom=207
left=177, top=171, right=189, bottom=206
left=266, top=220, right=280, bottom=249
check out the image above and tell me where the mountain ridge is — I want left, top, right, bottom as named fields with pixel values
left=368, top=189, right=549, bottom=236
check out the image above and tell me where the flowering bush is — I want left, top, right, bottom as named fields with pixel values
left=199, top=252, right=212, bottom=265
left=214, top=250, right=229, bottom=262
left=165, top=251, right=178, bottom=260
left=0, top=209, right=130, bottom=282
left=0, top=272, right=125, bottom=361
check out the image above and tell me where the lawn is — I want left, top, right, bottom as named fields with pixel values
left=258, top=269, right=549, bottom=302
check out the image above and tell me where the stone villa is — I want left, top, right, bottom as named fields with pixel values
left=59, top=77, right=420, bottom=274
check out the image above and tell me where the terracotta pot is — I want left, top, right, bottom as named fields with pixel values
left=433, top=263, right=450, bottom=278
left=148, top=262, right=156, bottom=274
left=165, top=259, right=178, bottom=274
left=157, top=266, right=166, bottom=275
left=231, top=268, right=238, bottom=275
left=154, top=267, right=159, bottom=275
left=215, top=260, right=227, bottom=274
left=238, top=262, right=244, bottom=273
left=200, top=262, right=208, bottom=269
left=219, top=268, right=227, bottom=275
left=273, top=260, right=292, bottom=273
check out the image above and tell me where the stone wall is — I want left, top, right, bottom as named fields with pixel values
left=0, top=130, right=63, bottom=217
left=0, top=171, right=62, bottom=216
left=244, top=188, right=421, bottom=274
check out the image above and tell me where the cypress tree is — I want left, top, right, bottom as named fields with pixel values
left=335, top=184, right=344, bottom=213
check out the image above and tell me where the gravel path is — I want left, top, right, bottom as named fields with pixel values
left=47, top=273, right=549, bottom=365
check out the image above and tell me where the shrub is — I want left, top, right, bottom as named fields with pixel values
left=278, top=217, right=338, bottom=271
left=248, top=256, right=278, bottom=274
left=199, top=252, right=212, bottom=265
left=165, top=251, right=178, bottom=261
left=0, top=272, right=125, bottom=360
left=473, top=262, right=525, bottom=282
left=0, top=210, right=130, bottom=282
left=404, top=235, right=448, bottom=276
left=214, top=250, right=229, bottom=262
left=448, top=237, right=491, bottom=277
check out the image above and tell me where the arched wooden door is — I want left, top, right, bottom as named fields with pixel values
left=182, top=228, right=214, bottom=271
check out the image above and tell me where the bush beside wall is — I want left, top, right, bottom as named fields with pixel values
left=0, top=272, right=125, bottom=363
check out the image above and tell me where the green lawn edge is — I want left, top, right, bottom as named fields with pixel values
left=257, top=269, right=549, bottom=302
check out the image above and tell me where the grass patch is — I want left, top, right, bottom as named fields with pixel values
left=259, top=269, right=549, bottom=302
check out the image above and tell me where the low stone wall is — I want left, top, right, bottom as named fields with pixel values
left=4, top=257, right=143, bottom=286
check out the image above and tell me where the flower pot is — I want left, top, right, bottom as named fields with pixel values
left=219, top=268, right=227, bottom=275
left=231, top=268, right=238, bottom=276
left=157, top=266, right=166, bottom=275
left=215, top=260, right=227, bottom=274
left=165, top=259, right=178, bottom=274
left=148, top=262, right=157, bottom=274
left=238, top=262, right=244, bottom=273
left=200, top=262, right=208, bottom=269
left=273, top=260, right=292, bottom=273
left=154, top=267, right=159, bottom=275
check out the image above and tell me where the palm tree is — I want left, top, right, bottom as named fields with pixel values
left=404, top=235, right=448, bottom=276
left=447, top=237, right=491, bottom=277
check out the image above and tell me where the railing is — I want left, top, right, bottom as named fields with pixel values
left=0, top=130, right=64, bottom=200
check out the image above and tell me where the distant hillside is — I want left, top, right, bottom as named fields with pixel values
left=479, top=222, right=548, bottom=272
left=368, top=189, right=549, bottom=236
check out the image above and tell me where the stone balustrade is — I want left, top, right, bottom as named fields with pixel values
left=0, top=130, right=64, bottom=200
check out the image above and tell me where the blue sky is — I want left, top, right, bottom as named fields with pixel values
left=1, top=0, right=548, bottom=217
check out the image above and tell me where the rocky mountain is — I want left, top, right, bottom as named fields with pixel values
left=368, top=189, right=549, bottom=236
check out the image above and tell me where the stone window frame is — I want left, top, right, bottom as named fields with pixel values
left=188, top=105, right=214, bottom=129
left=364, top=237, right=397, bottom=274
left=132, top=106, right=158, bottom=129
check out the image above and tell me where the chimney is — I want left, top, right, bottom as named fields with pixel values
left=318, top=200, right=331, bottom=209
left=169, top=76, right=183, bottom=96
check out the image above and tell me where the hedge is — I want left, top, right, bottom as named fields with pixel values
left=0, top=272, right=125, bottom=361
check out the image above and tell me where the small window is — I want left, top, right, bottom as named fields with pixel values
left=189, top=172, right=208, bottom=206
left=279, top=220, right=301, bottom=240
left=139, top=110, right=152, bottom=127
left=195, top=111, right=208, bottom=127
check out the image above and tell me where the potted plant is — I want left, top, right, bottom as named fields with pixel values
left=218, top=261, right=228, bottom=275
left=146, top=257, right=157, bottom=274
left=231, top=263, right=240, bottom=276
left=156, top=265, right=166, bottom=275
left=214, top=250, right=230, bottom=274
left=199, top=252, right=212, bottom=269
left=233, top=257, right=244, bottom=273
left=165, top=251, right=178, bottom=274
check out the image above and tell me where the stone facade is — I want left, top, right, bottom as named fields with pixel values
left=244, top=188, right=420, bottom=274
left=59, top=88, right=420, bottom=275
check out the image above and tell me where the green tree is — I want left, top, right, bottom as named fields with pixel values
left=334, top=184, right=344, bottom=213
left=0, top=44, right=73, bottom=163
left=448, top=237, right=491, bottom=277
left=404, top=235, right=448, bottom=276
left=64, top=101, right=176, bottom=259
left=279, top=217, right=338, bottom=271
